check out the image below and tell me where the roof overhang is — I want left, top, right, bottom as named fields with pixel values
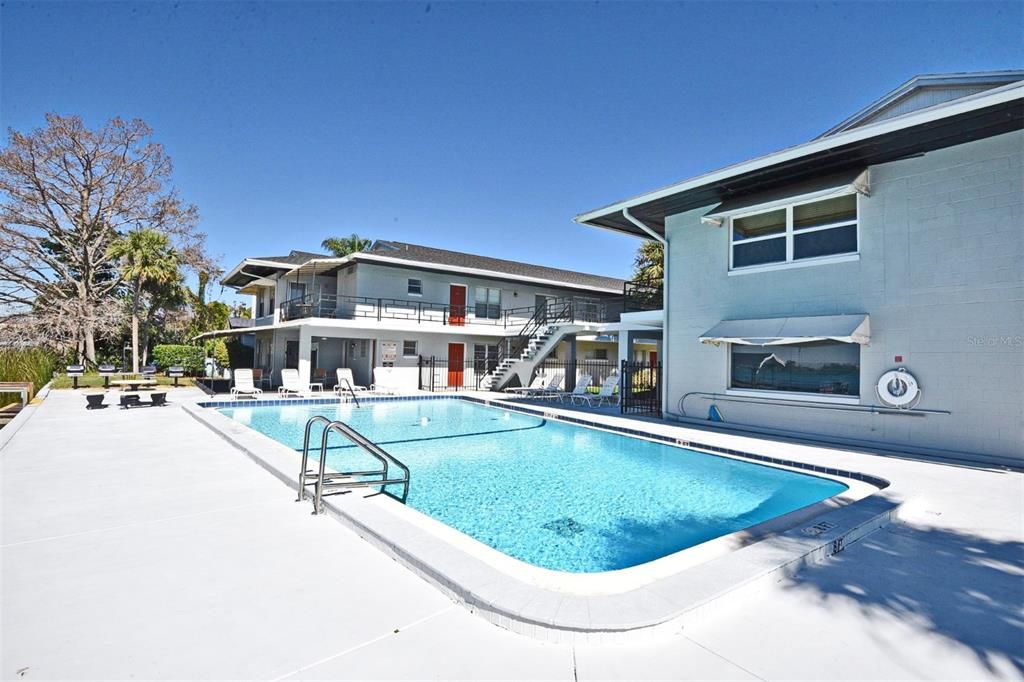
left=222, top=258, right=298, bottom=289
left=699, top=314, right=870, bottom=346
left=191, top=327, right=257, bottom=342
left=576, top=82, right=1024, bottom=239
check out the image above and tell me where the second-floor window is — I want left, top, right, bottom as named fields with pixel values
left=730, top=194, right=858, bottom=271
left=475, top=287, right=501, bottom=319
left=407, top=278, right=422, bottom=295
left=289, top=282, right=306, bottom=301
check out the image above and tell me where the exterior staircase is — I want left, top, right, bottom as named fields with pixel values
left=479, top=323, right=582, bottom=391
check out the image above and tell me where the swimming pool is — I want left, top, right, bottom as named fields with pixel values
left=217, top=398, right=847, bottom=573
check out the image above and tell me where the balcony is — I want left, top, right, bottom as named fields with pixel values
left=622, top=279, right=663, bottom=313
left=279, top=293, right=619, bottom=328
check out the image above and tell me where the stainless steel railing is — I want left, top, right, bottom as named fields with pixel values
left=297, top=417, right=411, bottom=513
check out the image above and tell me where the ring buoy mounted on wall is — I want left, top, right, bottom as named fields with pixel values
left=876, top=368, right=921, bottom=409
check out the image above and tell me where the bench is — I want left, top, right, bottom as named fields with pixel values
left=119, top=392, right=168, bottom=409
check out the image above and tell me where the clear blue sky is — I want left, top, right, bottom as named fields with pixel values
left=3, top=1, right=1021, bottom=303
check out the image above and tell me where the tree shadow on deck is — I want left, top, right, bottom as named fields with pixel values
left=784, top=522, right=1024, bottom=675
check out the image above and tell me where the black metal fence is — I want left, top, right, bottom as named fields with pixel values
left=417, top=356, right=498, bottom=391
left=623, top=279, right=663, bottom=313
left=620, top=359, right=661, bottom=416
left=533, top=358, right=618, bottom=393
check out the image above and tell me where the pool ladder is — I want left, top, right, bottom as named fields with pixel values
left=297, top=416, right=411, bottom=514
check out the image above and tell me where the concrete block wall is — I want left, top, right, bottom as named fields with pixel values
left=664, top=130, right=1023, bottom=465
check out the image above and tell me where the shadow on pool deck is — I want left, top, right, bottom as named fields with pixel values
left=785, top=521, right=1024, bottom=675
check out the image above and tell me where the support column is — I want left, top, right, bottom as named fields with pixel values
left=617, top=331, right=632, bottom=367
left=566, top=335, right=577, bottom=392
left=298, top=326, right=312, bottom=384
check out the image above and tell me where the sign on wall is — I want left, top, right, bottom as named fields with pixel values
left=380, top=340, right=398, bottom=363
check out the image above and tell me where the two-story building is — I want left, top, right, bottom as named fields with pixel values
left=576, top=71, right=1023, bottom=466
left=211, top=240, right=662, bottom=391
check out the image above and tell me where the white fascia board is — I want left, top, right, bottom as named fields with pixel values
left=221, top=258, right=294, bottom=288
left=575, top=81, right=1024, bottom=225
left=348, top=253, right=624, bottom=294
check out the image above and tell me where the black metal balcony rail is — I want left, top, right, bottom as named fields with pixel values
left=623, top=279, right=663, bottom=313
left=279, top=293, right=541, bottom=327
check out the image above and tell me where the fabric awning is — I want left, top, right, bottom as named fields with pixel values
left=699, top=314, right=870, bottom=346
left=702, top=169, right=870, bottom=222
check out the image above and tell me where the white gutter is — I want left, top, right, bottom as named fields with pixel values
left=575, top=80, right=1024, bottom=225
left=622, top=208, right=666, bottom=245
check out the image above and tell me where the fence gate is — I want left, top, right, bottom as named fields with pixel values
left=620, top=360, right=662, bottom=416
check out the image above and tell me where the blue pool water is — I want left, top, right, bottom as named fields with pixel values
left=217, top=399, right=847, bottom=573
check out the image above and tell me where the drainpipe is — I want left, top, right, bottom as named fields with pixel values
left=622, top=208, right=669, bottom=416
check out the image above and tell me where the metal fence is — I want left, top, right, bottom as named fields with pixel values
left=417, top=357, right=498, bottom=391
left=620, top=359, right=661, bottom=416
left=532, top=358, right=619, bottom=392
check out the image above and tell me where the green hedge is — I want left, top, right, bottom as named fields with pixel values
left=152, top=345, right=205, bottom=373
left=0, top=348, right=56, bottom=408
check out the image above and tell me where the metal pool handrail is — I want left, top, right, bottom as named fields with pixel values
left=337, top=378, right=360, bottom=407
left=297, top=417, right=411, bottom=513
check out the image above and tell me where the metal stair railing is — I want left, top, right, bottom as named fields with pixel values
left=297, top=417, right=411, bottom=513
left=485, top=298, right=575, bottom=389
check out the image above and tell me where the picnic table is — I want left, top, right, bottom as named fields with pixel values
left=110, top=379, right=158, bottom=392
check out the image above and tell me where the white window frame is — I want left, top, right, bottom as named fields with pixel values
left=402, top=340, right=418, bottom=357
left=728, top=192, right=860, bottom=275
left=724, top=341, right=862, bottom=405
left=407, top=278, right=423, bottom=296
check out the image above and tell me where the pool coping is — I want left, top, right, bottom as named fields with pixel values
left=183, top=394, right=900, bottom=643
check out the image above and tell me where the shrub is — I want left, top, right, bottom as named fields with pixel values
left=0, top=347, right=56, bottom=408
left=204, top=338, right=230, bottom=369
left=152, top=344, right=205, bottom=374
left=225, top=338, right=253, bottom=369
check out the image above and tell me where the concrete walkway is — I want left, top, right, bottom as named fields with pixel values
left=2, top=389, right=1021, bottom=680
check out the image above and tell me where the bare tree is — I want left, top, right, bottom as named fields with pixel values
left=0, top=114, right=210, bottom=364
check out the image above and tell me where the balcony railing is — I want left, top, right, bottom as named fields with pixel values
left=623, top=279, right=663, bottom=313
left=279, top=293, right=544, bottom=327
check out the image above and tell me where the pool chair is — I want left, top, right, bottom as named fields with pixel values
left=231, top=369, right=263, bottom=399
left=503, top=374, right=547, bottom=395
left=278, top=369, right=308, bottom=397
left=571, top=373, right=620, bottom=407
left=333, top=368, right=369, bottom=395
left=518, top=372, right=565, bottom=399
left=544, top=374, right=592, bottom=403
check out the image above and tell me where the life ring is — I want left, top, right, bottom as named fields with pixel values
left=876, top=368, right=920, bottom=408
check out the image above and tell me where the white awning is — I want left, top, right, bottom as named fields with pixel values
left=699, top=314, right=870, bottom=346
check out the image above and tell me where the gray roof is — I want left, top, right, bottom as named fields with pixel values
left=366, top=240, right=626, bottom=291
left=252, top=250, right=328, bottom=266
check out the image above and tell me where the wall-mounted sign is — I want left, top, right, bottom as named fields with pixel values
left=380, top=340, right=398, bottom=363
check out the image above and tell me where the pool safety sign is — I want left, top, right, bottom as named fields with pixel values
left=380, top=340, right=398, bottom=363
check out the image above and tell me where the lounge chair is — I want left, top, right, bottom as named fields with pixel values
left=372, top=368, right=401, bottom=395
left=519, top=372, right=564, bottom=399
left=503, top=374, right=547, bottom=395
left=231, top=369, right=263, bottom=399
left=543, top=374, right=593, bottom=403
left=571, top=373, right=620, bottom=407
left=333, top=368, right=369, bottom=395
left=278, top=369, right=308, bottom=397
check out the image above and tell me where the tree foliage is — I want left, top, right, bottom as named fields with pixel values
left=321, top=233, right=372, bottom=257
left=0, top=114, right=214, bottom=364
left=632, top=240, right=664, bottom=286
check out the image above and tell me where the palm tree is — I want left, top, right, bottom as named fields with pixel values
left=321, top=233, right=372, bottom=257
left=108, top=229, right=180, bottom=372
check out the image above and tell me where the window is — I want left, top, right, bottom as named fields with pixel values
left=731, top=194, right=857, bottom=270
left=402, top=340, right=418, bottom=357
left=474, top=343, right=499, bottom=371
left=730, top=341, right=860, bottom=397
left=289, top=282, right=306, bottom=301
left=593, top=348, right=609, bottom=361
left=475, top=287, right=501, bottom=319
left=407, top=278, right=422, bottom=296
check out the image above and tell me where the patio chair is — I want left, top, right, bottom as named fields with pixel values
left=278, top=369, right=308, bottom=397
left=231, top=369, right=263, bottom=399
left=503, top=374, right=547, bottom=395
left=372, top=368, right=401, bottom=395
left=543, top=374, right=593, bottom=403
left=571, top=373, right=620, bottom=407
left=519, top=372, right=564, bottom=399
left=334, top=368, right=369, bottom=395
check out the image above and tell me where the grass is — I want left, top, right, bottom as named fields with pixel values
left=0, top=348, right=57, bottom=408
left=51, top=374, right=197, bottom=390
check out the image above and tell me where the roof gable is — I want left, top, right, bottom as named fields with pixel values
left=820, top=71, right=1024, bottom=138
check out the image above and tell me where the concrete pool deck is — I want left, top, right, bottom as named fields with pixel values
left=2, top=388, right=1022, bottom=680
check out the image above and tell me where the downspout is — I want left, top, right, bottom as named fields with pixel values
left=621, top=209, right=670, bottom=416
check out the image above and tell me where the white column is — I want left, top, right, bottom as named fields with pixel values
left=298, top=326, right=312, bottom=383
left=617, top=331, right=631, bottom=368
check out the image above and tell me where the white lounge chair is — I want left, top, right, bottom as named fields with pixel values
left=544, top=374, right=592, bottom=403
left=503, top=374, right=547, bottom=395
left=571, top=373, right=620, bottom=407
left=278, top=369, right=307, bottom=397
left=372, top=368, right=401, bottom=395
left=518, top=372, right=564, bottom=399
left=333, top=368, right=369, bottom=395
left=230, top=369, right=263, bottom=400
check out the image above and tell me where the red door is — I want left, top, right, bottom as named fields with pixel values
left=449, top=285, right=466, bottom=326
left=447, top=343, right=464, bottom=388
left=649, top=351, right=658, bottom=366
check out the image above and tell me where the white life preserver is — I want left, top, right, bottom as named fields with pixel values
left=876, top=368, right=920, bottom=408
